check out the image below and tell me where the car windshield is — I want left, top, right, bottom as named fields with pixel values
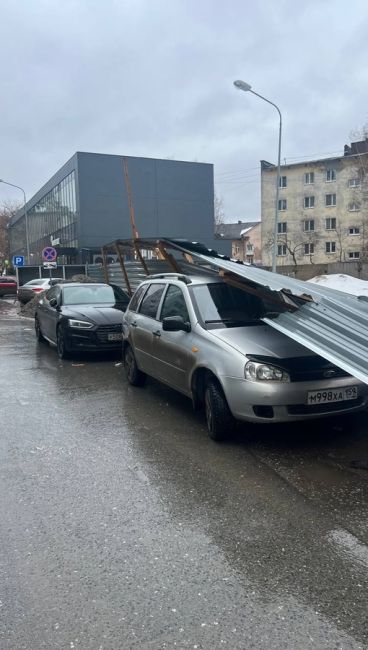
left=192, top=283, right=266, bottom=328
left=62, top=285, right=115, bottom=305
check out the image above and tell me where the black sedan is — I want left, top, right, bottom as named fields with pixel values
left=35, top=283, right=130, bottom=358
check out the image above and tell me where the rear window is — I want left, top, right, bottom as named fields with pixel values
left=24, top=279, right=46, bottom=286
left=138, top=284, right=165, bottom=319
left=128, top=284, right=148, bottom=312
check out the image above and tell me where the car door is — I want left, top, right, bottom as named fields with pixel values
left=38, top=285, right=62, bottom=342
left=151, top=284, right=194, bottom=394
left=128, top=283, right=166, bottom=374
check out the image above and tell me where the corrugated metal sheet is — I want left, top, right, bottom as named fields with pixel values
left=87, top=258, right=218, bottom=293
left=165, top=241, right=368, bottom=385
left=178, top=251, right=366, bottom=303
left=95, top=238, right=368, bottom=385
left=263, top=298, right=368, bottom=384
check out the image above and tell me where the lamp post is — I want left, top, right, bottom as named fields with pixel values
left=233, top=80, right=282, bottom=273
left=0, top=179, right=30, bottom=265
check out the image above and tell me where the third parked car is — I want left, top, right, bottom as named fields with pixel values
left=17, top=278, right=66, bottom=304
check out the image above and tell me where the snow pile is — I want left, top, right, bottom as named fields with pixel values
left=307, top=274, right=368, bottom=297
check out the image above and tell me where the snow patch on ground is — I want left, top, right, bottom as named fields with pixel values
left=307, top=274, right=368, bottom=297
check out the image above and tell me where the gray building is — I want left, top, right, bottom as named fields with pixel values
left=9, top=151, right=218, bottom=265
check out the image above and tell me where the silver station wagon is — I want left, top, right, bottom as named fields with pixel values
left=122, top=273, right=368, bottom=440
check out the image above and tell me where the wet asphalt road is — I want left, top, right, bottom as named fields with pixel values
left=0, top=298, right=368, bottom=650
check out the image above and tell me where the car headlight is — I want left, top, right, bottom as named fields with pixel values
left=68, top=319, right=94, bottom=329
left=245, top=360, right=290, bottom=382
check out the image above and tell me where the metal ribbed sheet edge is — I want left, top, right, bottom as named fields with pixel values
left=263, top=297, right=368, bottom=385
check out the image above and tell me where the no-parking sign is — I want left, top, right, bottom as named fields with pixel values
left=42, top=246, right=58, bottom=262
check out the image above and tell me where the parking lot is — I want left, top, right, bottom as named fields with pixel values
left=1, top=297, right=368, bottom=650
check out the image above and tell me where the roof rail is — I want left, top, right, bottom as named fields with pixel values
left=148, top=273, right=192, bottom=284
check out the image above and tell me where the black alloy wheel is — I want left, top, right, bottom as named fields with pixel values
left=125, top=345, right=146, bottom=386
left=35, top=316, right=45, bottom=343
left=57, top=326, right=69, bottom=360
left=204, top=379, right=234, bottom=441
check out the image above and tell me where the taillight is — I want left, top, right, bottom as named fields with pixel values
left=32, top=288, right=44, bottom=293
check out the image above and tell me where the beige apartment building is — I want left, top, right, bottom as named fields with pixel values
left=261, top=139, right=368, bottom=268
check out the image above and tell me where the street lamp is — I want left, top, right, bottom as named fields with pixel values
left=0, top=179, right=30, bottom=265
left=233, top=79, right=282, bottom=273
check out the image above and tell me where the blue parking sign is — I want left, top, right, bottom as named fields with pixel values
left=13, top=256, right=25, bottom=266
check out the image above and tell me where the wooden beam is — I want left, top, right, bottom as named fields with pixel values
left=101, top=246, right=109, bottom=284
left=157, top=243, right=181, bottom=272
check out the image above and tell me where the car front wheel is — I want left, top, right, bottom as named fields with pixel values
left=205, top=379, right=234, bottom=441
left=125, top=345, right=146, bottom=386
left=57, top=326, right=69, bottom=359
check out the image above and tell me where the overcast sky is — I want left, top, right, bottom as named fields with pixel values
left=1, top=0, right=368, bottom=223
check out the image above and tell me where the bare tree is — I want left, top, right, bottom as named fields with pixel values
left=0, top=201, right=21, bottom=273
left=214, top=190, right=225, bottom=226
left=346, top=127, right=368, bottom=262
left=265, top=231, right=317, bottom=273
left=349, top=123, right=368, bottom=142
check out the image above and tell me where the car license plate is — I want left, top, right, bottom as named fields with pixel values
left=307, top=386, right=358, bottom=405
left=108, top=332, right=123, bottom=341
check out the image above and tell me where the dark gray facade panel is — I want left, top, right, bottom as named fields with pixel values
left=9, top=151, right=228, bottom=261
left=76, top=152, right=215, bottom=247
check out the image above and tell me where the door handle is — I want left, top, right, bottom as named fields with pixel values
left=153, top=330, right=161, bottom=337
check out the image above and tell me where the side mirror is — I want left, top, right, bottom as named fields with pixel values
left=162, top=316, right=191, bottom=333
left=49, top=298, right=58, bottom=308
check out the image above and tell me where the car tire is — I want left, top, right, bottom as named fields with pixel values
left=57, top=326, right=70, bottom=360
left=35, top=316, right=46, bottom=343
left=205, top=379, right=234, bottom=442
left=125, top=345, right=146, bottom=386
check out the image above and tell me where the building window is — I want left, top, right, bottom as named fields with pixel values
left=279, top=176, right=287, bottom=188
left=277, top=222, right=287, bottom=233
left=326, top=169, right=336, bottom=182
left=325, top=217, right=336, bottom=230
left=325, top=242, right=336, bottom=254
left=303, top=219, right=315, bottom=232
left=325, top=193, right=336, bottom=207
left=348, top=252, right=360, bottom=259
left=278, top=199, right=287, bottom=211
left=277, top=244, right=287, bottom=256
left=304, top=243, right=314, bottom=255
left=304, top=196, right=315, bottom=208
left=24, top=170, right=78, bottom=264
left=348, top=178, right=361, bottom=188
left=304, top=172, right=314, bottom=184
left=348, top=202, right=360, bottom=211
left=349, top=227, right=360, bottom=235
left=246, top=244, right=253, bottom=253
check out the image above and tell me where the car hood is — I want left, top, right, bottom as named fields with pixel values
left=207, top=323, right=315, bottom=359
left=62, top=305, right=125, bottom=324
